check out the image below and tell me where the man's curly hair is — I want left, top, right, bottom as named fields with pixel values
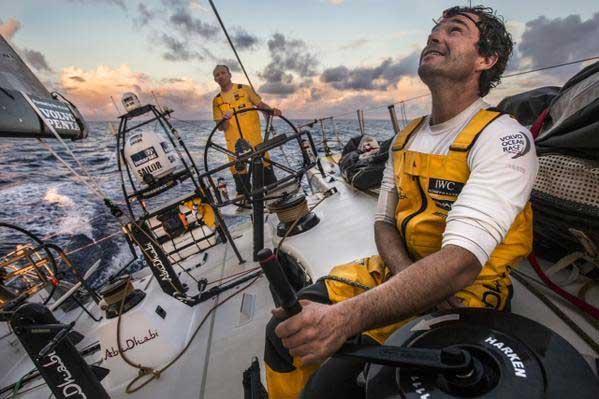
left=441, top=6, right=513, bottom=96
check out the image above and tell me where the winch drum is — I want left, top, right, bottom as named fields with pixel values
left=364, top=309, right=599, bottom=399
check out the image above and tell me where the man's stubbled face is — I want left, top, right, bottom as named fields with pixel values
left=418, top=12, right=483, bottom=88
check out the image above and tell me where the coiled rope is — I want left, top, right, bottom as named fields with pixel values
left=116, top=274, right=261, bottom=393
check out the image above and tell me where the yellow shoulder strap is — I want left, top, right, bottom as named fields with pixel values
left=449, top=109, right=504, bottom=152
left=391, top=116, right=426, bottom=151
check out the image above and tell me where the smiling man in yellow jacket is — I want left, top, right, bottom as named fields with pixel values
left=264, top=5, right=538, bottom=399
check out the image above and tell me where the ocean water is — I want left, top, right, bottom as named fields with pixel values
left=0, top=117, right=396, bottom=288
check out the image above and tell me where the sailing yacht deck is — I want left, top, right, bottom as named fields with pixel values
left=1, top=160, right=597, bottom=398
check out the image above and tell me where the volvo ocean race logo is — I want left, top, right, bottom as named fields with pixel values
left=499, top=132, right=531, bottom=159
left=42, top=351, right=87, bottom=398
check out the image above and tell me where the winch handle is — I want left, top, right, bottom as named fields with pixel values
left=257, top=248, right=302, bottom=317
left=336, top=344, right=473, bottom=374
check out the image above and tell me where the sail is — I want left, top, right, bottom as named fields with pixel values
left=0, top=34, right=87, bottom=140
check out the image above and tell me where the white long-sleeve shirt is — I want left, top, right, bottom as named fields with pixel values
left=375, top=99, right=538, bottom=266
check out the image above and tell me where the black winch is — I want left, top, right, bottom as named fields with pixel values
left=363, top=309, right=599, bottom=399
left=268, top=193, right=320, bottom=237
left=100, top=276, right=146, bottom=319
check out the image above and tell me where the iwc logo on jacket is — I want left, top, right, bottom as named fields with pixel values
left=428, top=178, right=464, bottom=196
left=499, top=131, right=531, bottom=159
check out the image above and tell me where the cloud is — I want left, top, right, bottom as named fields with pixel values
left=160, top=33, right=201, bottom=61
left=340, top=38, right=370, bottom=51
left=328, top=0, right=345, bottom=4
left=142, top=5, right=222, bottom=64
left=320, top=51, right=419, bottom=91
left=0, top=18, right=54, bottom=73
left=517, top=12, right=599, bottom=71
left=67, top=0, right=126, bottom=10
left=21, top=48, right=53, bottom=72
left=216, top=59, right=241, bottom=72
left=260, top=82, right=297, bottom=96
left=258, top=33, right=318, bottom=96
left=169, top=8, right=218, bottom=39
left=267, top=33, right=318, bottom=77
left=135, top=3, right=156, bottom=26
left=0, top=18, right=21, bottom=39
left=261, top=74, right=430, bottom=120
left=231, top=29, right=259, bottom=51
left=158, top=33, right=215, bottom=62
left=58, top=64, right=214, bottom=120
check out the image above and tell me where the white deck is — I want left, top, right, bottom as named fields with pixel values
left=0, top=225, right=275, bottom=399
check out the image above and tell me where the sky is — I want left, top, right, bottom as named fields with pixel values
left=1, top=0, right=598, bottom=120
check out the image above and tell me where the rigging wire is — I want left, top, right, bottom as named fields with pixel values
left=21, top=93, right=111, bottom=201
left=208, top=0, right=256, bottom=92
left=317, top=54, right=599, bottom=122
left=34, top=117, right=206, bottom=295
left=503, top=55, right=599, bottom=78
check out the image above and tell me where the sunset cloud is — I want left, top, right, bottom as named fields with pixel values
left=0, top=18, right=21, bottom=40
left=262, top=74, right=430, bottom=120
left=58, top=64, right=214, bottom=120
left=320, top=51, right=419, bottom=91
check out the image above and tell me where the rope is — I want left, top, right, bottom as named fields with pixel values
left=268, top=197, right=309, bottom=224
left=276, top=190, right=332, bottom=255
left=511, top=269, right=599, bottom=354
left=208, top=0, right=256, bottom=92
left=36, top=139, right=107, bottom=203
left=115, top=274, right=261, bottom=393
left=104, top=280, right=135, bottom=307
left=205, top=266, right=261, bottom=286
left=528, top=253, right=599, bottom=320
left=64, top=231, right=121, bottom=256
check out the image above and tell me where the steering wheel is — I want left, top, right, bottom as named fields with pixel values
left=202, top=108, right=320, bottom=206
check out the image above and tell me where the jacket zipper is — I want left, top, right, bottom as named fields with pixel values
left=400, top=176, right=428, bottom=240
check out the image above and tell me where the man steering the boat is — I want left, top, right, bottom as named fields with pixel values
left=212, top=64, right=281, bottom=199
left=265, top=5, right=538, bottom=399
